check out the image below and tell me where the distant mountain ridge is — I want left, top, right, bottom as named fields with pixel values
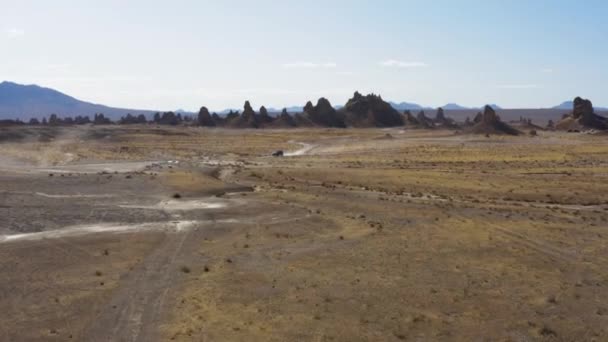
left=442, top=103, right=470, bottom=110
left=389, top=101, right=502, bottom=111
left=439, top=103, right=502, bottom=110
left=0, top=81, right=157, bottom=120
left=554, top=101, right=576, bottom=110
left=388, top=101, right=428, bottom=111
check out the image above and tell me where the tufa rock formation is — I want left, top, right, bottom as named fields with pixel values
left=211, top=112, right=225, bottom=125
left=302, top=98, right=345, bottom=127
left=434, top=107, right=458, bottom=128
left=435, top=107, right=446, bottom=121
left=225, top=110, right=239, bottom=122
left=93, top=113, right=112, bottom=125
left=269, top=108, right=296, bottom=127
left=197, top=106, right=216, bottom=127
left=120, top=113, right=147, bottom=124
left=340, top=92, right=403, bottom=127
left=416, top=111, right=434, bottom=128
left=403, top=110, right=420, bottom=126
left=229, top=101, right=260, bottom=128
left=469, top=105, right=520, bottom=135
left=293, top=112, right=316, bottom=127
left=258, top=106, right=273, bottom=125
left=556, top=97, right=607, bottom=131
left=573, top=97, right=594, bottom=118
left=511, top=116, right=543, bottom=131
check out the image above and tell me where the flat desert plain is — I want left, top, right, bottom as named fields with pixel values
left=1, top=125, right=607, bottom=341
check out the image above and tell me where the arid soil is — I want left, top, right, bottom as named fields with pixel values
left=1, top=125, right=607, bottom=341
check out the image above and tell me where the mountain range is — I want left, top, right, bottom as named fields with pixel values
left=0, top=81, right=157, bottom=120
left=0, top=81, right=603, bottom=120
left=389, top=102, right=503, bottom=111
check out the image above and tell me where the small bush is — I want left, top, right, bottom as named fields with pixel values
left=539, top=326, right=557, bottom=337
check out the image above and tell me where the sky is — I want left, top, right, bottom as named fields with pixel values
left=1, top=0, right=607, bottom=111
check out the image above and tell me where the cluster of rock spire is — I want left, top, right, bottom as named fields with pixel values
left=4, top=91, right=605, bottom=135
left=192, top=92, right=530, bottom=135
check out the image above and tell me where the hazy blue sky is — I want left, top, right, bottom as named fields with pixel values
left=1, top=0, right=607, bottom=111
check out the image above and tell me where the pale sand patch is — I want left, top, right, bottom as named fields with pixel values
left=37, top=161, right=163, bottom=174
left=0, top=219, right=240, bottom=243
left=35, top=192, right=116, bottom=199
left=119, top=199, right=229, bottom=212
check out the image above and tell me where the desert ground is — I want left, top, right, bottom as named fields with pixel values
left=1, top=125, right=607, bottom=341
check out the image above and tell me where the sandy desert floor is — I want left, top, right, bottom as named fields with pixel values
left=1, top=125, right=607, bottom=341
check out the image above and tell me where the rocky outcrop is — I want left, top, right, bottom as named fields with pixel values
left=473, top=112, right=483, bottom=124
left=469, top=106, right=520, bottom=135
left=242, top=101, right=256, bottom=119
left=269, top=108, right=296, bottom=127
left=225, top=110, right=239, bottom=122
left=153, top=112, right=182, bottom=125
left=416, top=111, right=434, bottom=128
left=211, top=113, right=226, bottom=126
left=340, top=92, right=403, bottom=127
left=93, top=113, right=112, bottom=125
left=302, top=98, right=345, bottom=127
left=481, top=106, right=498, bottom=124
left=303, top=101, right=314, bottom=114
left=556, top=97, right=607, bottom=131
left=573, top=97, right=594, bottom=119
left=403, top=110, right=420, bottom=126
left=511, top=116, right=543, bottom=131
left=435, top=107, right=446, bottom=122
left=294, top=113, right=316, bottom=127
left=434, top=107, right=458, bottom=128
left=197, top=106, right=216, bottom=127
left=228, top=101, right=260, bottom=128
left=258, top=106, right=273, bottom=125
left=120, top=113, right=147, bottom=124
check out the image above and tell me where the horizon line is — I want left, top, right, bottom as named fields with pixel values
left=2, top=80, right=607, bottom=113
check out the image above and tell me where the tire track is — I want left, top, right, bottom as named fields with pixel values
left=444, top=211, right=581, bottom=264
left=83, top=228, right=192, bottom=342
left=487, top=223, right=579, bottom=263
